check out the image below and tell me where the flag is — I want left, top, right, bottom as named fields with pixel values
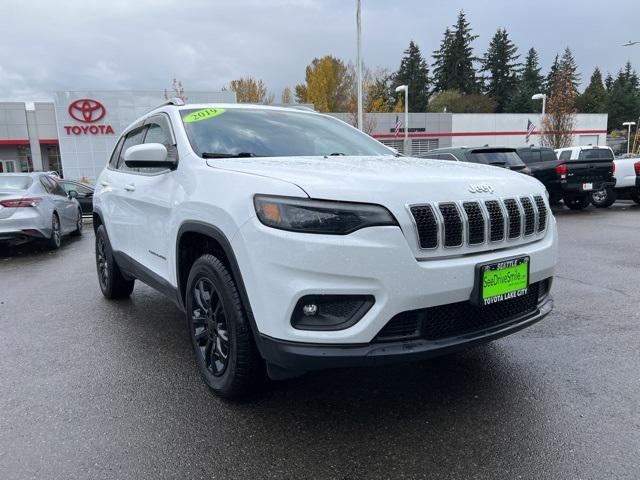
left=526, top=119, right=536, bottom=143
left=394, top=115, right=402, bottom=137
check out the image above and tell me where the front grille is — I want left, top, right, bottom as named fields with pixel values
left=463, top=201, right=485, bottom=245
left=534, top=195, right=547, bottom=232
left=438, top=203, right=463, bottom=247
left=485, top=200, right=505, bottom=242
left=410, top=205, right=438, bottom=249
left=520, top=197, right=535, bottom=235
left=503, top=199, right=521, bottom=239
left=375, top=282, right=540, bottom=342
left=410, top=197, right=546, bottom=250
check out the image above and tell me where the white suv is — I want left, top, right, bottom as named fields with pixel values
left=94, top=100, right=558, bottom=398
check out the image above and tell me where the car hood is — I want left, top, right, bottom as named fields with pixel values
left=207, top=155, right=545, bottom=204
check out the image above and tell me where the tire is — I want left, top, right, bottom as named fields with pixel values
left=630, top=190, right=640, bottom=205
left=70, top=209, right=83, bottom=236
left=186, top=254, right=264, bottom=398
left=563, top=194, right=590, bottom=210
left=590, top=187, right=617, bottom=208
left=95, top=225, right=135, bottom=299
left=549, top=193, right=563, bottom=206
left=46, top=213, right=61, bottom=250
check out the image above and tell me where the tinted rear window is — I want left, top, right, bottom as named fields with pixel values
left=469, top=150, right=525, bottom=166
left=578, top=149, right=614, bottom=161
left=540, top=149, right=558, bottom=162
left=0, top=176, right=32, bottom=190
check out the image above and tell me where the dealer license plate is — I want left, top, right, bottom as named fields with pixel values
left=582, top=183, right=593, bottom=191
left=473, top=256, right=530, bottom=306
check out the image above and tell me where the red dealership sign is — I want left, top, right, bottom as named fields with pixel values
left=64, top=98, right=114, bottom=135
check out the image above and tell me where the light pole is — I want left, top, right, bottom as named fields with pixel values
left=356, top=0, right=363, bottom=131
left=532, top=93, right=546, bottom=115
left=395, top=85, right=408, bottom=153
left=623, top=121, right=636, bottom=154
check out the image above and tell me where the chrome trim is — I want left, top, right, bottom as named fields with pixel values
left=406, top=203, right=439, bottom=250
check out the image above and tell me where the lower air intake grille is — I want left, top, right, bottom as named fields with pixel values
left=520, top=197, right=535, bottom=235
left=504, top=199, right=521, bottom=239
left=375, top=283, right=540, bottom=342
left=410, top=205, right=438, bottom=249
left=485, top=200, right=505, bottom=242
left=438, top=203, right=463, bottom=247
left=463, top=201, right=485, bottom=245
left=534, top=195, right=547, bottom=232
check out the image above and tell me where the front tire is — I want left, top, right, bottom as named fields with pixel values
left=95, top=225, right=134, bottom=299
left=46, top=214, right=61, bottom=250
left=563, top=194, right=590, bottom=210
left=590, top=187, right=616, bottom=208
left=186, top=254, right=264, bottom=398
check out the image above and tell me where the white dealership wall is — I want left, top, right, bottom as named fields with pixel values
left=449, top=113, right=608, bottom=148
left=53, top=90, right=235, bottom=182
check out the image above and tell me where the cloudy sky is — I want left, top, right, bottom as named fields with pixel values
left=1, top=0, right=637, bottom=101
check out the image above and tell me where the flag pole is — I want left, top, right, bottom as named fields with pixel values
left=356, top=0, right=363, bottom=131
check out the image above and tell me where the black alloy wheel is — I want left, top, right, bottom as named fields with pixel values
left=191, top=277, right=230, bottom=377
left=185, top=254, right=264, bottom=398
left=71, top=209, right=83, bottom=236
left=95, top=225, right=135, bottom=299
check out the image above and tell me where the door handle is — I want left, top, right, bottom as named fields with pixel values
left=124, top=184, right=136, bottom=192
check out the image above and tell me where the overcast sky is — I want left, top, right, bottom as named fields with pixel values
left=1, top=0, right=637, bottom=102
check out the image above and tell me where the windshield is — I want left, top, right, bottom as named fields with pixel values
left=181, top=107, right=393, bottom=158
left=578, top=148, right=614, bottom=161
left=0, top=176, right=32, bottom=190
left=469, top=150, right=525, bottom=166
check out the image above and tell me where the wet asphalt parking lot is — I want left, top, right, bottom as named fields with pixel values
left=1, top=202, right=639, bottom=480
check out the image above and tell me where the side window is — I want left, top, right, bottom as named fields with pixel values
left=540, top=150, right=558, bottom=162
left=108, top=137, right=125, bottom=169
left=559, top=150, right=572, bottom=161
left=438, top=153, right=457, bottom=161
left=141, top=116, right=178, bottom=173
left=49, top=178, right=67, bottom=197
left=117, top=127, right=147, bottom=171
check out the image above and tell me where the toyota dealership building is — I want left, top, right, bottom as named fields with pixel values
left=0, top=91, right=608, bottom=183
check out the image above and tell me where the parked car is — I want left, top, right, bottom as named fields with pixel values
left=549, top=146, right=616, bottom=209
left=0, top=173, right=83, bottom=248
left=516, top=146, right=562, bottom=203
left=57, top=179, right=94, bottom=215
left=589, top=154, right=640, bottom=207
left=420, top=146, right=532, bottom=175
left=94, top=100, right=557, bottom=398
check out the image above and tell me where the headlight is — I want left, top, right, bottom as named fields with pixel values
left=254, top=195, right=398, bottom=234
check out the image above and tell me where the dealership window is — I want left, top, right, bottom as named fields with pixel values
left=379, top=139, right=404, bottom=154
left=45, top=145, right=62, bottom=176
left=16, top=145, right=33, bottom=173
left=411, top=138, right=439, bottom=156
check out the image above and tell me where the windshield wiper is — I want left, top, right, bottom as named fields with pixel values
left=202, top=152, right=259, bottom=159
left=328, top=152, right=346, bottom=156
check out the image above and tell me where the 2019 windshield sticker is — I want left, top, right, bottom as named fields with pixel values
left=183, top=108, right=225, bottom=123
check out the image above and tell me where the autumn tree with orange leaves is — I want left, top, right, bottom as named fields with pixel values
left=540, top=67, right=577, bottom=148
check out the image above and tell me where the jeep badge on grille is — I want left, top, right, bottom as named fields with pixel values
left=468, top=184, right=494, bottom=194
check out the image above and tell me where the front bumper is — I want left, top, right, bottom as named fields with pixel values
left=258, top=296, right=553, bottom=372
left=232, top=216, right=557, bottom=345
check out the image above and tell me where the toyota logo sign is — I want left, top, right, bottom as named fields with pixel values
left=68, top=99, right=106, bottom=123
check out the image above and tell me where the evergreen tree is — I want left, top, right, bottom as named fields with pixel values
left=506, top=48, right=544, bottom=113
left=607, top=62, right=640, bottom=130
left=391, top=40, right=430, bottom=112
left=576, top=67, right=607, bottom=113
left=432, top=11, right=479, bottom=94
left=545, top=54, right=560, bottom=95
left=559, top=47, right=580, bottom=94
left=480, top=28, right=520, bottom=112
left=605, top=73, right=614, bottom=91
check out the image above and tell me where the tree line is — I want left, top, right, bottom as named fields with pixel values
left=225, top=10, right=639, bottom=133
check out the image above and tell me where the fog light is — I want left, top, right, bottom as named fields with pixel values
left=302, top=304, right=318, bottom=316
left=291, top=295, right=375, bottom=331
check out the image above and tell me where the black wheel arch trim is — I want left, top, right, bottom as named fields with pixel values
left=176, top=221, right=266, bottom=354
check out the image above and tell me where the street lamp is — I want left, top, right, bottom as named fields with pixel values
left=356, top=0, right=363, bottom=131
left=532, top=93, right=546, bottom=115
left=395, top=85, right=408, bottom=154
left=623, top=121, right=636, bottom=154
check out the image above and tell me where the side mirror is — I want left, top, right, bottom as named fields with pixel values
left=124, top=143, right=175, bottom=169
left=68, top=189, right=78, bottom=199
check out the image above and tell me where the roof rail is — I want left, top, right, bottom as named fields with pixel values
left=145, top=97, right=185, bottom=115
